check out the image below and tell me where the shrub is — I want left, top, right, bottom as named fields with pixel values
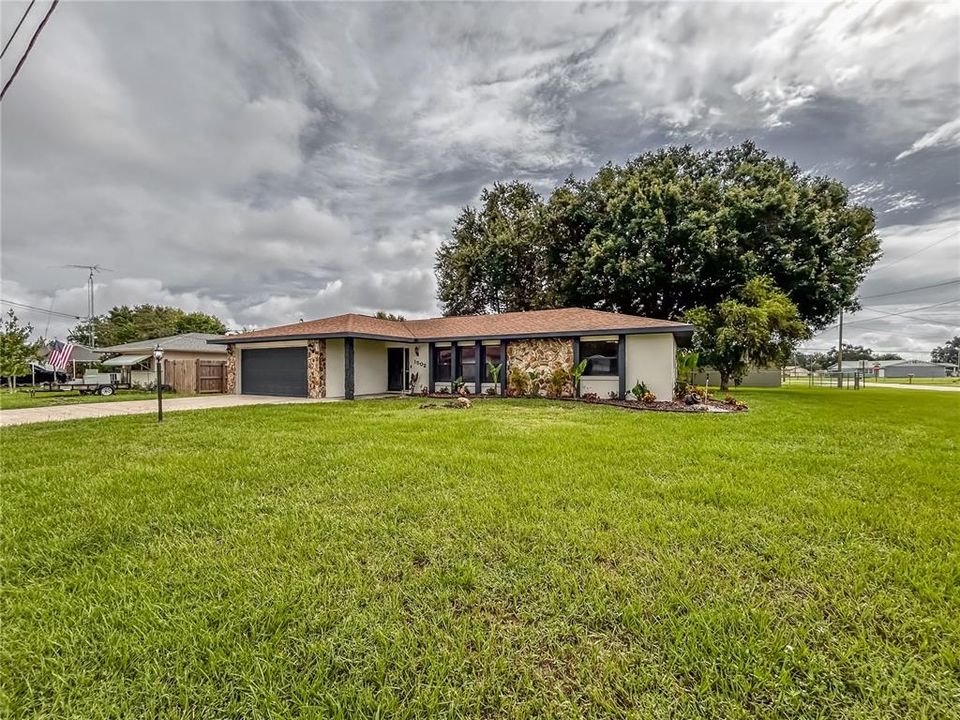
left=582, top=392, right=599, bottom=401
left=641, top=391, right=657, bottom=403
left=693, top=385, right=714, bottom=400
left=608, top=391, right=619, bottom=400
left=631, top=381, right=649, bottom=401
left=673, top=380, right=690, bottom=400
left=485, top=386, right=497, bottom=396
left=546, top=367, right=571, bottom=397
left=527, top=370, right=545, bottom=397
left=507, top=366, right=529, bottom=396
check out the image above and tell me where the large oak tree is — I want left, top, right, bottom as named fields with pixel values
left=435, top=143, right=881, bottom=330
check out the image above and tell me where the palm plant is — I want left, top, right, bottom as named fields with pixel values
left=570, top=359, right=588, bottom=397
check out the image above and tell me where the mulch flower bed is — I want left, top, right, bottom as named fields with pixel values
left=414, top=393, right=747, bottom=413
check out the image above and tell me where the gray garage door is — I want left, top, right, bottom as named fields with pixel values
left=241, top=347, right=307, bottom=397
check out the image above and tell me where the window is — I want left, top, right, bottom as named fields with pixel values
left=457, top=346, right=477, bottom=383
left=581, top=339, right=619, bottom=376
left=483, top=345, right=502, bottom=382
left=434, top=347, right=452, bottom=382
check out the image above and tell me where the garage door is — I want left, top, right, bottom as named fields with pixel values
left=240, top=347, right=307, bottom=396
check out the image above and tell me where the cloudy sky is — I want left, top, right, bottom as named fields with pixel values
left=1, top=1, right=958, bottom=356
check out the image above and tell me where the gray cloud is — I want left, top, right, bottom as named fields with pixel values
left=2, top=1, right=958, bottom=355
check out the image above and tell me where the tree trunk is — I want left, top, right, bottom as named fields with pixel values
left=720, top=373, right=730, bottom=392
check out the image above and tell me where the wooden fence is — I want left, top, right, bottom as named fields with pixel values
left=163, top=359, right=226, bottom=394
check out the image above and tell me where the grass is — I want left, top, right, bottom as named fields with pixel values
left=2, top=388, right=958, bottom=718
left=0, top=389, right=170, bottom=410
left=868, top=376, right=960, bottom=386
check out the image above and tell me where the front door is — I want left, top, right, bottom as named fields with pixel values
left=387, top=348, right=406, bottom=391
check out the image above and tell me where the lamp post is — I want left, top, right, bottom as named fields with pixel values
left=153, top=344, right=164, bottom=422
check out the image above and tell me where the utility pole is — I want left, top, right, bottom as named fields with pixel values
left=837, top=308, right=843, bottom=389
left=64, top=265, right=112, bottom=347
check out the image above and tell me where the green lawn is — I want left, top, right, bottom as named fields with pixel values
left=2, top=389, right=958, bottom=718
left=0, top=389, right=168, bottom=410
left=868, top=376, right=960, bottom=386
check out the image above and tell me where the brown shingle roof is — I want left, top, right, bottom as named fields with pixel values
left=214, top=308, right=691, bottom=344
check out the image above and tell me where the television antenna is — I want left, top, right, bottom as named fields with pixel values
left=63, top=264, right=113, bottom=347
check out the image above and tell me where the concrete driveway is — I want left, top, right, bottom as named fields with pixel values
left=0, top=394, right=328, bottom=427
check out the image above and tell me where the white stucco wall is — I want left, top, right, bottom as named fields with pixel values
left=354, top=339, right=388, bottom=396
left=409, top=343, right=429, bottom=392
left=326, top=338, right=345, bottom=398
left=580, top=377, right=619, bottom=398
left=625, top=333, right=676, bottom=399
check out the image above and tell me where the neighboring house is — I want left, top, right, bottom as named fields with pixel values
left=98, top=333, right=227, bottom=387
left=36, top=342, right=100, bottom=378
left=828, top=359, right=947, bottom=379
left=209, top=308, right=694, bottom=400
left=783, top=366, right=810, bottom=378
left=691, top=366, right=782, bottom=387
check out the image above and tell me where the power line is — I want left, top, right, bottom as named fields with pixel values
left=0, top=0, right=59, bottom=103
left=0, top=298, right=81, bottom=320
left=872, top=230, right=960, bottom=272
left=858, top=278, right=960, bottom=300
left=860, top=299, right=959, bottom=321
left=817, top=300, right=959, bottom=333
left=0, top=0, right=36, bottom=59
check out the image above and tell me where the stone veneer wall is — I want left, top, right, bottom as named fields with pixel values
left=225, top=345, right=236, bottom=394
left=307, top=339, right=326, bottom=398
left=507, top=338, right=574, bottom=396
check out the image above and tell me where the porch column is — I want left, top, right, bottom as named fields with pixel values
left=572, top=337, right=581, bottom=398
left=474, top=340, right=482, bottom=395
left=500, top=339, right=508, bottom=396
left=428, top=342, right=435, bottom=393
left=344, top=337, right=355, bottom=400
left=617, top=334, right=626, bottom=399
left=453, top=344, right=460, bottom=389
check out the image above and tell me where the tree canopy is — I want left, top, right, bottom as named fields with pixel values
left=685, top=276, right=809, bottom=390
left=69, top=305, right=227, bottom=347
left=435, top=143, right=881, bottom=330
left=375, top=311, right=407, bottom=322
left=436, top=182, right=547, bottom=315
left=931, top=336, right=959, bottom=366
left=0, top=310, right=42, bottom=389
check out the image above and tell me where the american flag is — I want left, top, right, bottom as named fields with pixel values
left=48, top=339, right=75, bottom=370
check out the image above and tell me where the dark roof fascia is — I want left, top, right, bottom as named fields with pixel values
left=208, top=331, right=414, bottom=345
left=412, top=325, right=694, bottom=343
left=210, top=324, right=694, bottom=346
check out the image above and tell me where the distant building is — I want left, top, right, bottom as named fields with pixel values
left=828, top=359, right=947, bottom=379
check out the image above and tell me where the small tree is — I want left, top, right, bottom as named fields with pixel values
left=685, top=277, right=809, bottom=391
left=570, top=359, right=588, bottom=397
left=0, top=310, right=41, bottom=391
left=486, top=362, right=502, bottom=386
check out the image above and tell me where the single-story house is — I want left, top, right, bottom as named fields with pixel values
left=828, top=359, right=948, bottom=379
left=35, top=342, right=100, bottom=378
left=97, top=333, right=227, bottom=387
left=209, top=308, right=694, bottom=400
